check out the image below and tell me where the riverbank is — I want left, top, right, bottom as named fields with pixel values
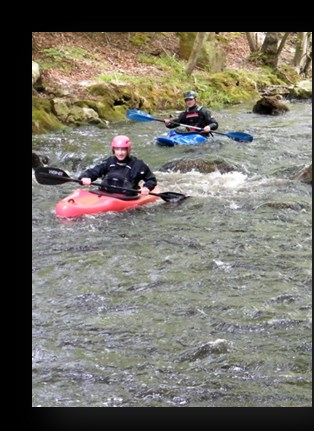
left=32, top=32, right=311, bottom=134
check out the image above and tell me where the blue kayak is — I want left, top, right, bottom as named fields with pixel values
left=156, top=130, right=208, bottom=147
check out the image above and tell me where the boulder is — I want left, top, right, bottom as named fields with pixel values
left=32, top=61, right=40, bottom=86
left=253, top=96, right=289, bottom=115
left=32, top=152, right=49, bottom=169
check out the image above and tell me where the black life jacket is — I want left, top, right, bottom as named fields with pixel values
left=100, top=159, right=138, bottom=195
left=184, top=106, right=204, bottom=131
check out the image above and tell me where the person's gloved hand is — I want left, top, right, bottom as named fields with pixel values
left=80, top=177, right=92, bottom=186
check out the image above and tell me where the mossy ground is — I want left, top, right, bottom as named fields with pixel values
left=32, top=32, right=307, bottom=133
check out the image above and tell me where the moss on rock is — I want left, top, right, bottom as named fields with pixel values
left=32, top=96, right=65, bottom=134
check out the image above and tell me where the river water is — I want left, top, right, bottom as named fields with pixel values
left=32, top=101, right=312, bottom=407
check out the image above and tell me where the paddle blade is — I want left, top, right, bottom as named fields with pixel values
left=152, top=191, right=190, bottom=203
left=126, top=109, right=160, bottom=122
left=225, top=132, right=253, bottom=142
left=35, top=167, right=73, bottom=185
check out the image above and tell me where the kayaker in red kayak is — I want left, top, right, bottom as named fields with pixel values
left=164, top=90, right=219, bottom=137
left=78, top=135, right=157, bottom=196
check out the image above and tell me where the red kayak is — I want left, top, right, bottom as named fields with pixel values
left=55, top=187, right=160, bottom=218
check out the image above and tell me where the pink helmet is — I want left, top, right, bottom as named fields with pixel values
left=111, top=135, right=132, bottom=152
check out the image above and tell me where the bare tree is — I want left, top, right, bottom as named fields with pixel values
left=185, top=32, right=209, bottom=76
left=276, top=32, right=290, bottom=57
left=261, top=32, right=281, bottom=67
left=302, top=42, right=312, bottom=76
left=246, top=32, right=291, bottom=69
left=294, top=32, right=312, bottom=74
left=246, top=32, right=263, bottom=52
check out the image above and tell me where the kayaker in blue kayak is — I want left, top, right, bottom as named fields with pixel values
left=164, top=90, right=219, bottom=137
left=78, top=135, right=157, bottom=196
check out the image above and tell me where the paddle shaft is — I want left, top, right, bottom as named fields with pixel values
left=82, top=183, right=184, bottom=200
left=164, top=120, right=253, bottom=141
left=36, top=169, right=147, bottom=193
left=154, top=117, right=203, bottom=132
left=66, top=177, right=153, bottom=196
left=127, top=109, right=253, bottom=142
left=160, top=118, right=229, bottom=137
left=36, top=171, right=102, bottom=186
left=89, top=185, right=188, bottom=202
left=35, top=167, right=188, bottom=202
left=165, top=120, right=239, bottom=138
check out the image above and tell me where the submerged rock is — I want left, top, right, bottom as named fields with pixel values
left=32, top=152, right=49, bottom=169
left=292, top=163, right=312, bottom=184
left=178, top=339, right=229, bottom=362
left=160, top=158, right=238, bottom=174
left=253, top=96, right=289, bottom=115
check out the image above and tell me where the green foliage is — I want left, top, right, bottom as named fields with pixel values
left=32, top=32, right=311, bottom=133
left=95, top=53, right=291, bottom=109
left=32, top=109, right=65, bottom=134
left=216, top=32, right=243, bottom=43
left=228, top=32, right=243, bottom=39
left=39, top=46, right=99, bottom=71
left=248, top=51, right=269, bottom=66
left=140, top=54, right=186, bottom=74
left=42, top=46, right=91, bottom=60
left=129, top=33, right=151, bottom=46
left=98, top=72, right=154, bottom=86
left=275, top=64, right=300, bottom=84
left=98, top=54, right=190, bottom=89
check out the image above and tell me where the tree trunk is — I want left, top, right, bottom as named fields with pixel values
left=293, top=32, right=311, bottom=74
left=302, top=43, right=312, bottom=76
left=261, top=32, right=280, bottom=67
left=246, top=32, right=260, bottom=52
left=276, top=32, right=290, bottom=58
left=185, top=32, right=209, bottom=75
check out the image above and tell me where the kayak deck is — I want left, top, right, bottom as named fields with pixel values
left=156, top=130, right=208, bottom=146
left=55, top=187, right=160, bottom=218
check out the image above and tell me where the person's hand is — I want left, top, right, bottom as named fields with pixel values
left=203, top=125, right=211, bottom=133
left=164, top=119, right=172, bottom=126
left=81, top=177, right=92, bottom=186
left=141, top=187, right=150, bottom=196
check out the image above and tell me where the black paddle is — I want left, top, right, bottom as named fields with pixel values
left=35, top=167, right=189, bottom=203
left=126, top=109, right=253, bottom=143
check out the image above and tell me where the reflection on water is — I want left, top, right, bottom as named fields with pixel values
left=32, top=102, right=312, bottom=407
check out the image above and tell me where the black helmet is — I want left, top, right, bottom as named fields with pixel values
left=183, top=90, right=198, bottom=100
